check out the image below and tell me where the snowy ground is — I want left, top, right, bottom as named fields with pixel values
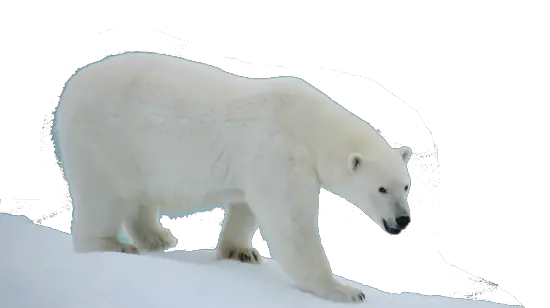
left=0, top=213, right=522, bottom=308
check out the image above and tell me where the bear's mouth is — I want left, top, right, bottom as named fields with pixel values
left=383, top=219, right=402, bottom=235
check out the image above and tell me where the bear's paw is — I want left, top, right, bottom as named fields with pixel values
left=217, top=246, right=262, bottom=264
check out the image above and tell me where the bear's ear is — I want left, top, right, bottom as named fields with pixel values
left=348, top=153, right=365, bottom=172
left=396, top=146, right=412, bottom=164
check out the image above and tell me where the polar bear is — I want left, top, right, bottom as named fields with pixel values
left=52, top=51, right=413, bottom=303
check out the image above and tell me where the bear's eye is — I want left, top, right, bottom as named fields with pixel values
left=378, top=187, right=387, bottom=194
left=405, top=185, right=409, bottom=191
left=352, top=157, right=361, bottom=170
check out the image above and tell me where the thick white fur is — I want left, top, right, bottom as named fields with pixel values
left=53, top=52, right=412, bottom=303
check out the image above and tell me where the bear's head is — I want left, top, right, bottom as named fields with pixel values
left=322, top=145, right=413, bottom=235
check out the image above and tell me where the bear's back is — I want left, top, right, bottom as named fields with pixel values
left=62, top=52, right=256, bottom=110
left=54, top=52, right=330, bottom=199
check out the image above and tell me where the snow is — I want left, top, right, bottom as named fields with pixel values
left=0, top=213, right=522, bottom=308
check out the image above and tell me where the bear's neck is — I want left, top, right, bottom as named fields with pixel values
left=283, top=92, right=393, bottom=174
left=267, top=76, right=392, bottom=166
left=305, top=100, right=387, bottom=150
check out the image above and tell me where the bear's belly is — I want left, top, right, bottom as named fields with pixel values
left=147, top=188, right=246, bottom=212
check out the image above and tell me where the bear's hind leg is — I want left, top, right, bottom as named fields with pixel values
left=216, top=202, right=261, bottom=264
left=124, top=205, right=177, bottom=252
left=71, top=190, right=139, bottom=254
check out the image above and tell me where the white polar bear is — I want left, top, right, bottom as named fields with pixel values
left=52, top=51, right=413, bottom=303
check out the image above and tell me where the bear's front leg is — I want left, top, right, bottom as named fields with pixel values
left=245, top=159, right=366, bottom=303
left=216, top=202, right=261, bottom=264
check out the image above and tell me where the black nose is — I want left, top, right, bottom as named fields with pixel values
left=396, top=216, right=410, bottom=229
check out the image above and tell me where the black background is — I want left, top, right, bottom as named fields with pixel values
left=4, top=23, right=535, bottom=304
